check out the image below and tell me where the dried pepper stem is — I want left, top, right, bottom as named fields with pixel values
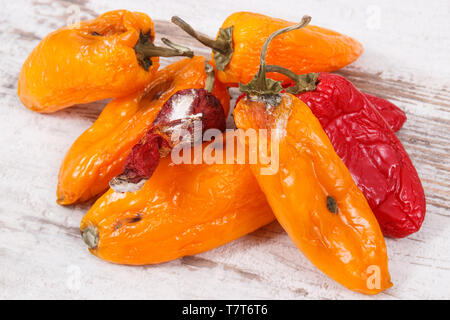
left=134, top=31, right=194, bottom=71
left=239, top=16, right=311, bottom=96
left=204, top=62, right=215, bottom=93
left=171, top=16, right=234, bottom=70
left=266, top=65, right=319, bottom=94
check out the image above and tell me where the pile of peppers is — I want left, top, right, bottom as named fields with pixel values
left=19, top=10, right=426, bottom=295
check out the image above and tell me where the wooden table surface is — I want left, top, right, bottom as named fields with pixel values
left=0, top=0, right=449, bottom=299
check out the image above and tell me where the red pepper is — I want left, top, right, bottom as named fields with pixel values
left=291, top=72, right=425, bottom=238
left=364, top=93, right=406, bottom=132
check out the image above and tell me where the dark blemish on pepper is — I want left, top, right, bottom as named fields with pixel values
left=327, top=196, right=338, bottom=214
left=129, top=214, right=142, bottom=223
left=114, top=214, right=142, bottom=230
left=91, top=31, right=100, bottom=36
left=153, top=90, right=164, bottom=101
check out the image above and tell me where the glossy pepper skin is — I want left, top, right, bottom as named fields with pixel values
left=173, top=12, right=363, bottom=86
left=57, top=56, right=229, bottom=205
left=297, top=73, right=425, bottom=238
left=363, top=93, right=406, bottom=132
left=19, top=10, right=193, bottom=113
left=19, top=10, right=157, bottom=112
left=235, top=80, right=411, bottom=238
left=80, top=137, right=274, bottom=265
left=234, top=93, right=392, bottom=294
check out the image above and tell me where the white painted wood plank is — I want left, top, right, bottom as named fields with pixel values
left=0, top=0, right=449, bottom=299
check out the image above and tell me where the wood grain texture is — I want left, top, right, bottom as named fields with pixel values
left=0, top=0, right=449, bottom=299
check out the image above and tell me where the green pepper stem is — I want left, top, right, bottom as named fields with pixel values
left=136, top=39, right=194, bottom=58
left=265, top=65, right=299, bottom=83
left=171, top=16, right=234, bottom=71
left=204, top=62, right=215, bottom=93
left=266, top=65, right=319, bottom=94
left=160, top=37, right=194, bottom=57
left=171, top=16, right=230, bottom=54
left=239, top=15, right=311, bottom=96
left=134, top=31, right=194, bottom=71
left=256, top=16, right=311, bottom=92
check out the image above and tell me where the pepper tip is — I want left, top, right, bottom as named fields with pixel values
left=81, top=225, right=99, bottom=250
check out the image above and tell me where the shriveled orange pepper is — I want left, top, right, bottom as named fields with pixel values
left=57, top=56, right=229, bottom=205
left=80, top=136, right=274, bottom=265
left=172, top=11, right=362, bottom=86
left=18, top=10, right=193, bottom=113
left=233, top=18, right=391, bottom=294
